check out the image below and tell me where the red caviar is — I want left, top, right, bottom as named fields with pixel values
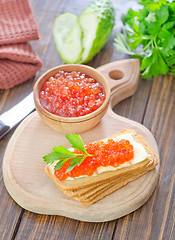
left=54, top=139, right=134, bottom=181
left=39, top=70, right=106, bottom=117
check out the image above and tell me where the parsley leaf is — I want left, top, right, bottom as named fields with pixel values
left=55, top=158, right=70, bottom=170
left=65, top=133, right=87, bottom=154
left=114, top=0, right=175, bottom=79
left=43, top=134, right=92, bottom=173
left=66, top=156, right=85, bottom=173
left=43, top=151, right=73, bottom=164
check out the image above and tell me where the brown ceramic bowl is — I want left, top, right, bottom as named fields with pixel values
left=33, top=64, right=111, bottom=133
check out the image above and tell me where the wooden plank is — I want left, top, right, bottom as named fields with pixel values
left=1, top=0, right=174, bottom=239
left=113, top=79, right=153, bottom=123
left=0, top=82, right=34, bottom=240
left=0, top=136, right=23, bottom=240
left=144, top=75, right=175, bottom=240
left=15, top=211, right=116, bottom=240
left=112, top=75, right=175, bottom=239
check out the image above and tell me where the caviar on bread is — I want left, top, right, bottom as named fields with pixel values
left=44, top=129, right=159, bottom=206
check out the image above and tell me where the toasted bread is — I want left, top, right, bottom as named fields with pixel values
left=45, top=129, right=159, bottom=206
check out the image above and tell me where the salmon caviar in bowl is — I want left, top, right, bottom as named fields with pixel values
left=33, top=64, right=111, bottom=133
left=39, top=71, right=106, bottom=118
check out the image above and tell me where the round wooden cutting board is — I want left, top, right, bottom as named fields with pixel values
left=2, top=59, right=160, bottom=222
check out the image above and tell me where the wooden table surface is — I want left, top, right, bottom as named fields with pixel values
left=0, top=0, right=175, bottom=239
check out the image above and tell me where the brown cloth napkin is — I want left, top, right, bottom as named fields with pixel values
left=0, top=0, right=42, bottom=89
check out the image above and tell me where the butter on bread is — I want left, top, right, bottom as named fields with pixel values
left=45, top=129, right=159, bottom=206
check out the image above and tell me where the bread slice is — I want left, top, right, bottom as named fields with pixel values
left=62, top=156, right=156, bottom=198
left=75, top=161, right=155, bottom=201
left=78, top=167, right=152, bottom=206
left=76, top=161, right=156, bottom=206
left=46, top=159, right=155, bottom=206
left=46, top=158, right=154, bottom=198
left=45, top=129, right=159, bottom=205
left=45, top=129, right=158, bottom=190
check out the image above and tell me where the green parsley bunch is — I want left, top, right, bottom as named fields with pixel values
left=114, top=0, right=175, bottom=78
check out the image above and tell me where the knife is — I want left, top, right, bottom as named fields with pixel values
left=0, top=92, right=35, bottom=139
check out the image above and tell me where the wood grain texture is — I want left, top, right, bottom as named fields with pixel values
left=0, top=0, right=174, bottom=239
left=15, top=212, right=116, bottom=240
left=2, top=110, right=159, bottom=221
left=112, top=75, right=175, bottom=240
left=0, top=135, right=23, bottom=240
left=0, top=83, right=34, bottom=240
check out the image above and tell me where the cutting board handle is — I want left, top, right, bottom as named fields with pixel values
left=97, top=59, right=140, bottom=109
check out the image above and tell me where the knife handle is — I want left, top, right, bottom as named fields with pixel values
left=0, top=120, right=10, bottom=139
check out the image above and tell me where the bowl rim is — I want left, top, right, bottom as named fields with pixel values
left=33, top=64, right=111, bottom=123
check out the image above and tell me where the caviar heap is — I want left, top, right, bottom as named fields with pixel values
left=54, top=139, right=134, bottom=181
left=39, top=70, right=106, bottom=117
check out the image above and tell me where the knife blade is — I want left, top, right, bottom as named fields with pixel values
left=0, top=92, right=35, bottom=139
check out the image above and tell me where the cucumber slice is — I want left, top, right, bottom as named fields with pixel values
left=52, top=1, right=115, bottom=64
left=52, top=13, right=83, bottom=63
left=79, top=13, right=99, bottom=63
left=79, top=0, right=115, bottom=63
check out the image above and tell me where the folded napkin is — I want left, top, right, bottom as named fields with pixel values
left=0, top=0, right=42, bottom=89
